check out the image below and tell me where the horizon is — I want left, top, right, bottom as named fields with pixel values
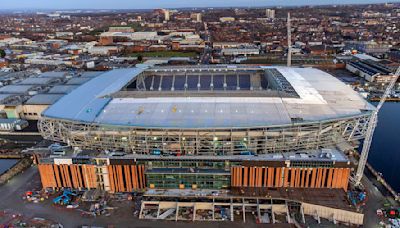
left=0, top=0, right=399, bottom=10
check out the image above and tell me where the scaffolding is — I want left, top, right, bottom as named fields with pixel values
left=139, top=197, right=363, bottom=225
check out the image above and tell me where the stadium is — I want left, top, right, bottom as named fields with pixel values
left=37, top=65, right=374, bottom=192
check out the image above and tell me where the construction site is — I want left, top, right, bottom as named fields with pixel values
left=20, top=63, right=398, bottom=227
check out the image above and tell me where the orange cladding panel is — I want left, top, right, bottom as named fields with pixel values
left=327, top=168, right=333, bottom=188
left=321, top=168, right=328, bottom=188
left=267, top=167, right=274, bottom=187
left=342, top=168, right=350, bottom=191
left=290, top=169, right=295, bottom=187
left=275, top=168, right=282, bottom=187
left=243, top=167, right=248, bottom=187
left=310, top=169, right=316, bottom=188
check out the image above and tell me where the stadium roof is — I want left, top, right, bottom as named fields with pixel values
left=80, top=72, right=104, bottom=78
left=43, top=68, right=145, bottom=122
left=42, top=65, right=375, bottom=129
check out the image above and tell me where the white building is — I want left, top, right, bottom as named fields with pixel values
left=164, top=10, right=170, bottom=21
left=191, top=13, right=202, bottom=22
left=25, top=58, right=73, bottom=66
left=266, top=9, right=275, bottom=19
left=131, top=32, right=159, bottom=41
left=221, top=48, right=260, bottom=56
left=88, top=46, right=119, bottom=56
left=219, top=17, right=235, bottom=23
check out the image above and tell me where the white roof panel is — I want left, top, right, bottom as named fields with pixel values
left=44, top=66, right=374, bottom=129
left=43, top=68, right=144, bottom=122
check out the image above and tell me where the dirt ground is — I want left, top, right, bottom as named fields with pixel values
left=0, top=166, right=295, bottom=228
left=1, top=164, right=387, bottom=227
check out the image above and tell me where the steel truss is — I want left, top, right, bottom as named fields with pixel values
left=38, top=114, right=370, bottom=155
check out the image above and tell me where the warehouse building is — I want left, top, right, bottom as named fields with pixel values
left=0, top=71, right=101, bottom=121
left=346, top=59, right=396, bottom=82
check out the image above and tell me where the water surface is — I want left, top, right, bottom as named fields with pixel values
left=0, top=159, right=19, bottom=174
left=369, top=102, right=400, bottom=192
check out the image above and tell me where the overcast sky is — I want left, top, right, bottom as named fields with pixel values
left=1, top=0, right=398, bottom=9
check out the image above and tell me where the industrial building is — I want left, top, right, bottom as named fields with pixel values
left=36, top=65, right=374, bottom=225
left=346, top=58, right=396, bottom=83
left=0, top=71, right=102, bottom=121
left=221, top=48, right=260, bottom=56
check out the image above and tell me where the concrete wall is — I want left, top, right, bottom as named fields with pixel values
left=302, top=202, right=363, bottom=225
left=22, top=104, right=49, bottom=120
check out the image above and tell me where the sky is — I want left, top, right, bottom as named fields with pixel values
left=0, top=0, right=398, bottom=9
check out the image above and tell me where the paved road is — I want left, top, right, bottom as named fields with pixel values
left=362, top=167, right=399, bottom=228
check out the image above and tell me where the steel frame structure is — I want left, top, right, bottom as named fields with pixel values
left=355, top=66, right=400, bottom=186
left=38, top=113, right=371, bottom=155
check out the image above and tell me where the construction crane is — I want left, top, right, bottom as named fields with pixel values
left=355, top=66, right=400, bottom=186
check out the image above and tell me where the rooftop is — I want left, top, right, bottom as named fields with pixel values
left=48, top=85, right=78, bottom=94
left=41, top=148, right=349, bottom=165
left=25, top=94, right=64, bottom=105
left=0, top=85, right=34, bottom=94
left=42, top=65, right=374, bottom=129
left=38, top=71, right=67, bottom=78
left=0, top=94, right=13, bottom=102
left=65, top=77, right=93, bottom=85
left=43, top=68, right=145, bottom=122
left=18, top=77, right=57, bottom=85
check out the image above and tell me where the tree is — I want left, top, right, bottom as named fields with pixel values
left=137, top=55, right=143, bottom=62
left=0, top=49, right=5, bottom=58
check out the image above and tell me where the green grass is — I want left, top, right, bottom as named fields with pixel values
left=130, top=51, right=198, bottom=58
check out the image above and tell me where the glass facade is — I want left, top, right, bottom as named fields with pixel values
left=146, top=173, right=230, bottom=189
left=143, top=160, right=237, bottom=189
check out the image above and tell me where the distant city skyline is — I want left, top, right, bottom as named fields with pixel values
left=0, top=0, right=399, bottom=10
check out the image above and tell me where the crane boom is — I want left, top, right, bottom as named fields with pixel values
left=355, top=66, right=400, bottom=186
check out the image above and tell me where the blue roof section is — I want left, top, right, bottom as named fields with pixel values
left=42, top=68, right=144, bottom=123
